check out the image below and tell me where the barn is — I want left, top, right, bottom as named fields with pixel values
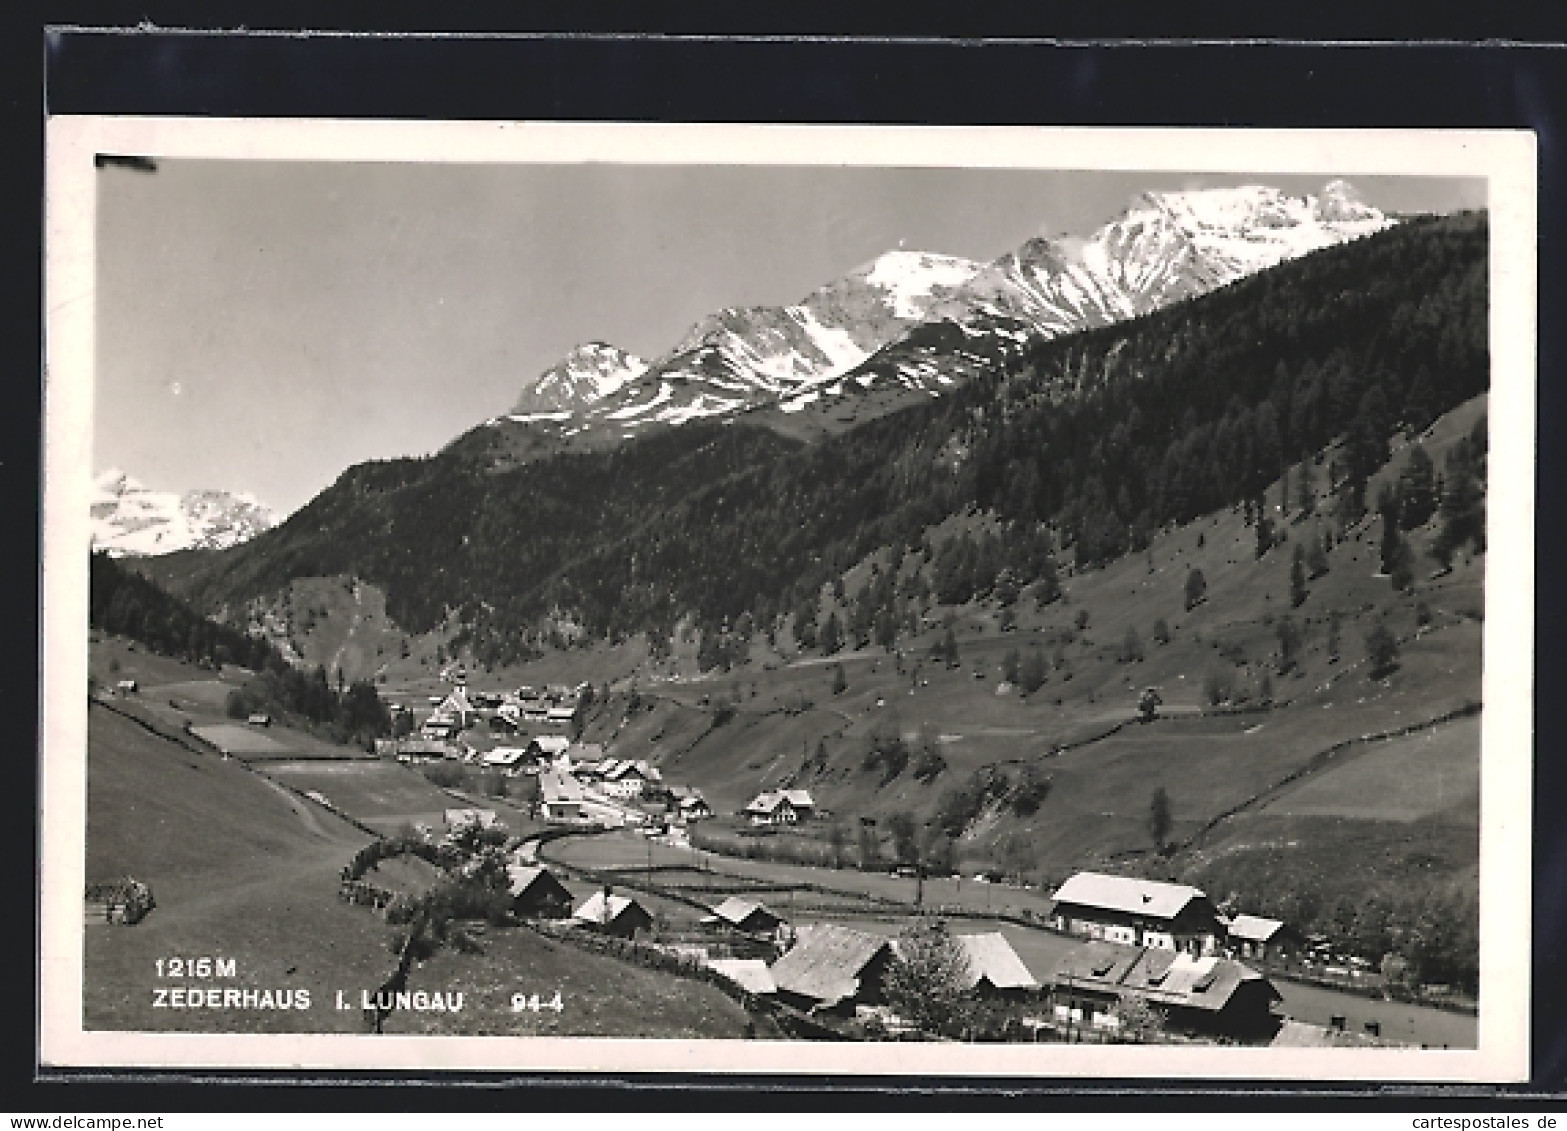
left=769, top=923, right=894, bottom=1015
left=704, top=896, right=783, bottom=936
left=572, top=890, right=654, bottom=939
left=505, top=864, right=573, bottom=919
left=1050, top=871, right=1224, bottom=955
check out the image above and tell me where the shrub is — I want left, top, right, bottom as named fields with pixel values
left=1365, top=623, right=1401, bottom=679
left=422, top=762, right=467, bottom=789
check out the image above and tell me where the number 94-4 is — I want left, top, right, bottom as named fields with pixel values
left=511, top=991, right=564, bottom=1013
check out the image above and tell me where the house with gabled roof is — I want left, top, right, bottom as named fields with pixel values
left=1050, top=871, right=1224, bottom=956
left=769, top=923, right=893, bottom=1014
left=505, top=864, right=573, bottom=919
left=743, top=791, right=798, bottom=826
left=572, top=889, right=654, bottom=939
left=527, top=734, right=572, bottom=763
left=1224, top=914, right=1302, bottom=963
left=703, top=896, right=783, bottom=936
left=953, top=932, right=1041, bottom=997
left=672, top=787, right=712, bottom=821
left=781, top=789, right=816, bottom=820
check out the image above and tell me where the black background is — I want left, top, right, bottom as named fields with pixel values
left=14, top=8, right=1567, bottom=1112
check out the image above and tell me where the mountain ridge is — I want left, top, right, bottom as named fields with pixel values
left=480, top=181, right=1395, bottom=457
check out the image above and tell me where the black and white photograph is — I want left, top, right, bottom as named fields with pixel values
left=40, top=118, right=1535, bottom=1080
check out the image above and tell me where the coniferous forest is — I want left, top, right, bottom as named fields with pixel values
left=91, top=553, right=390, bottom=745
left=161, top=212, right=1487, bottom=668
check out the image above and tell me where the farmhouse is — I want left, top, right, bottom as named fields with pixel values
left=703, top=896, right=783, bottom=936
left=781, top=789, right=816, bottom=820
left=743, top=791, right=798, bottom=826
left=246, top=713, right=271, bottom=727
left=600, top=759, right=661, bottom=798
left=539, top=770, right=587, bottom=822
left=674, top=789, right=712, bottom=821
left=1051, top=940, right=1283, bottom=1042
left=769, top=923, right=894, bottom=1014
left=953, top=932, right=1041, bottom=997
left=1050, top=871, right=1224, bottom=955
left=505, top=864, right=573, bottom=919
left=572, top=890, right=654, bottom=939
left=527, top=734, right=573, bottom=763
left=1225, top=914, right=1303, bottom=962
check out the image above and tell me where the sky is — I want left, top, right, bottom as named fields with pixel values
left=92, top=162, right=1486, bottom=516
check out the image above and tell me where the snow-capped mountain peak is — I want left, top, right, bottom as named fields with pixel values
left=482, top=180, right=1397, bottom=451
left=854, top=249, right=986, bottom=319
left=506, top=342, right=649, bottom=418
left=92, top=468, right=277, bottom=556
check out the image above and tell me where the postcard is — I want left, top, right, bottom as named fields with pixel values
left=41, top=117, right=1535, bottom=1081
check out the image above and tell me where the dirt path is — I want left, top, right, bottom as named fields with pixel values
left=251, top=772, right=349, bottom=841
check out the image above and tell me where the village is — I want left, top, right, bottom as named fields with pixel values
left=315, top=670, right=1428, bottom=1047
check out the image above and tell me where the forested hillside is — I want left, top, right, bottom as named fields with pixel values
left=161, top=212, right=1487, bottom=667
left=91, top=553, right=391, bottom=746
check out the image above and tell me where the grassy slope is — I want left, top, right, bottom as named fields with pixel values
left=83, top=702, right=392, bottom=1033
left=384, top=925, right=759, bottom=1038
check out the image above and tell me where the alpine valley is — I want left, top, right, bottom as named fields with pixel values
left=89, top=180, right=1490, bottom=1038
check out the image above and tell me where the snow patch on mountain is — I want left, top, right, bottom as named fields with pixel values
left=509, top=342, right=648, bottom=415
left=860, top=250, right=986, bottom=319
left=486, top=180, right=1397, bottom=447
left=92, top=468, right=276, bottom=556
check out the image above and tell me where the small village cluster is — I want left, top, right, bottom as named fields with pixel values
left=388, top=678, right=826, bottom=833
left=412, top=680, right=585, bottom=744
left=498, top=852, right=1312, bottom=1043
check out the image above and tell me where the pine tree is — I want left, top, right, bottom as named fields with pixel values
left=1184, top=568, right=1207, bottom=611
left=1296, top=459, right=1316, bottom=516
left=1290, top=542, right=1308, bottom=607
left=1306, top=531, right=1330, bottom=579
left=819, top=611, right=842, bottom=655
